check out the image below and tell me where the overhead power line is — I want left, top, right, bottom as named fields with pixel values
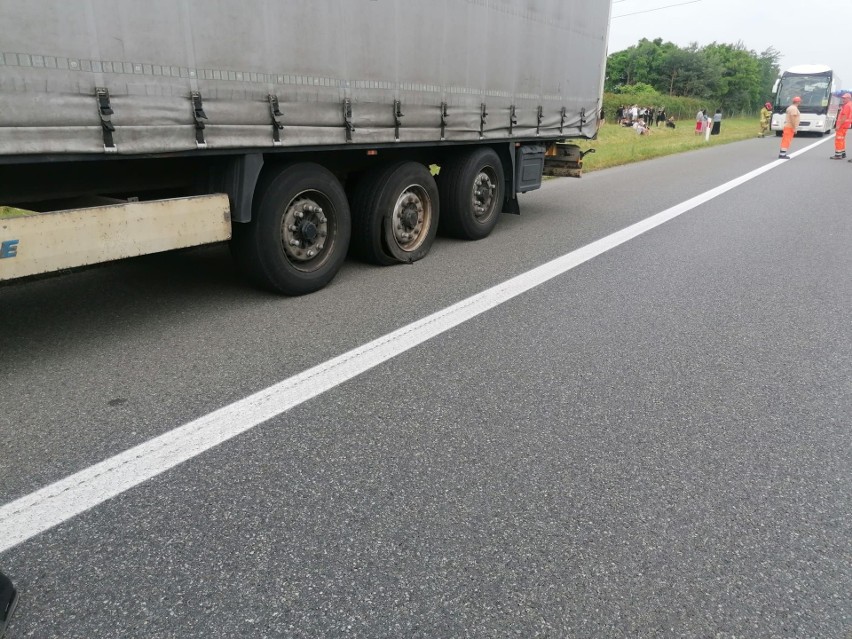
left=612, top=0, right=702, bottom=19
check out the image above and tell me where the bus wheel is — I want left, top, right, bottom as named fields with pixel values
left=350, top=162, right=439, bottom=265
left=231, top=163, right=351, bottom=295
left=438, top=147, right=505, bottom=240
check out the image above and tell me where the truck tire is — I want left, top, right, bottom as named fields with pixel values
left=231, top=163, right=351, bottom=295
left=438, top=147, right=505, bottom=240
left=350, top=161, right=439, bottom=265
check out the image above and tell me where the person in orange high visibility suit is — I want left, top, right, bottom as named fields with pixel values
left=778, top=96, right=801, bottom=159
left=831, top=92, right=852, bottom=159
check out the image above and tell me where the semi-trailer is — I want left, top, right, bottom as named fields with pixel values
left=0, top=0, right=611, bottom=294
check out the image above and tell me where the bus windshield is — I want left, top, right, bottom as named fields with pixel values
left=776, top=74, right=831, bottom=110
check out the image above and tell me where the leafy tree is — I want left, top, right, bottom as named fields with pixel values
left=703, top=42, right=761, bottom=111
left=607, top=38, right=782, bottom=112
left=612, top=81, right=656, bottom=96
left=757, top=47, right=782, bottom=102
left=676, top=45, right=722, bottom=100
left=605, top=38, right=666, bottom=91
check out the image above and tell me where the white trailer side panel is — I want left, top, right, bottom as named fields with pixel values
left=0, top=196, right=231, bottom=280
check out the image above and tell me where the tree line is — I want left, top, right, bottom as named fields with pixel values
left=606, top=38, right=781, bottom=114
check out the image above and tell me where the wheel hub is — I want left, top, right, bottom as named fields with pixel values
left=281, top=196, right=329, bottom=263
left=392, top=189, right=429, bottom=251
left=472, top=172, right=496, bottom=218
left=400, top=206, right=419, bottom=230
left=299, top=220, right=318, bottom=242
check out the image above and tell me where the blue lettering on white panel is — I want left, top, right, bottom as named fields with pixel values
left=0, top=240, right=19, bottom=259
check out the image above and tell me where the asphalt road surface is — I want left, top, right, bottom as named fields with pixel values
left=1, top=133, right=850, bottom=638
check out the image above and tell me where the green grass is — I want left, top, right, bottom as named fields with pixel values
left=0, top=206, right=34, bottom=219
left=575, top=117, right=763, bottom=173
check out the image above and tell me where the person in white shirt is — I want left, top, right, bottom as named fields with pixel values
left=778, top=96, right=801, bottom=159
left=633, top=119, right=651, bottom=135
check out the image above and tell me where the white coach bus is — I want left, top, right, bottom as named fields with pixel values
left=770, top=65, right=839, bottom=135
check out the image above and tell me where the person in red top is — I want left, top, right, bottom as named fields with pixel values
left=833, top=92, right=852, bottom=160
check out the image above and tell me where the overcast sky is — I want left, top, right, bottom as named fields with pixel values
left=607, top=0, right=852, bottom=93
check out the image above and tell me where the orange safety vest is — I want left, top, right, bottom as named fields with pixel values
left=838, top=102, right=852, bottom=130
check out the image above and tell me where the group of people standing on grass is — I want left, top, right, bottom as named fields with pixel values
left=615, top=104, right=671, bottom=128
left=774, top=92, right=852, bottom=160
left=694, top=108, right=722, bottom=135
left=609, top=105, right=676, bottom=134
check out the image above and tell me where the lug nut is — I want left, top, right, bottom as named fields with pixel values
left=289, top=239, right=300, bottom=247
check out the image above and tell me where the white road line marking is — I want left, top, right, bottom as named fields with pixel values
left=0, top=135, right=832, bottom=554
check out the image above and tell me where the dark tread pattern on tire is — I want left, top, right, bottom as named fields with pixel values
left=350, top=162, right=407, bottom=266
left=350, top=161, right=439, bottom=266
left=231, top=162, right=350, bottom=295
left=438, top=147, right=504, bottom=241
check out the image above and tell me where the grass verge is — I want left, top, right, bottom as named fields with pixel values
left=0, top=206, right=35, bottom=219
left=575, top=116, right=770, bottom=173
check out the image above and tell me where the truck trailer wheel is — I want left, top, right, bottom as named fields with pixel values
left=231, top=163, right=351, bottom=295
left=438, top=147, right=505, bottom=240
left=350, top=162, right=439, bottom=265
